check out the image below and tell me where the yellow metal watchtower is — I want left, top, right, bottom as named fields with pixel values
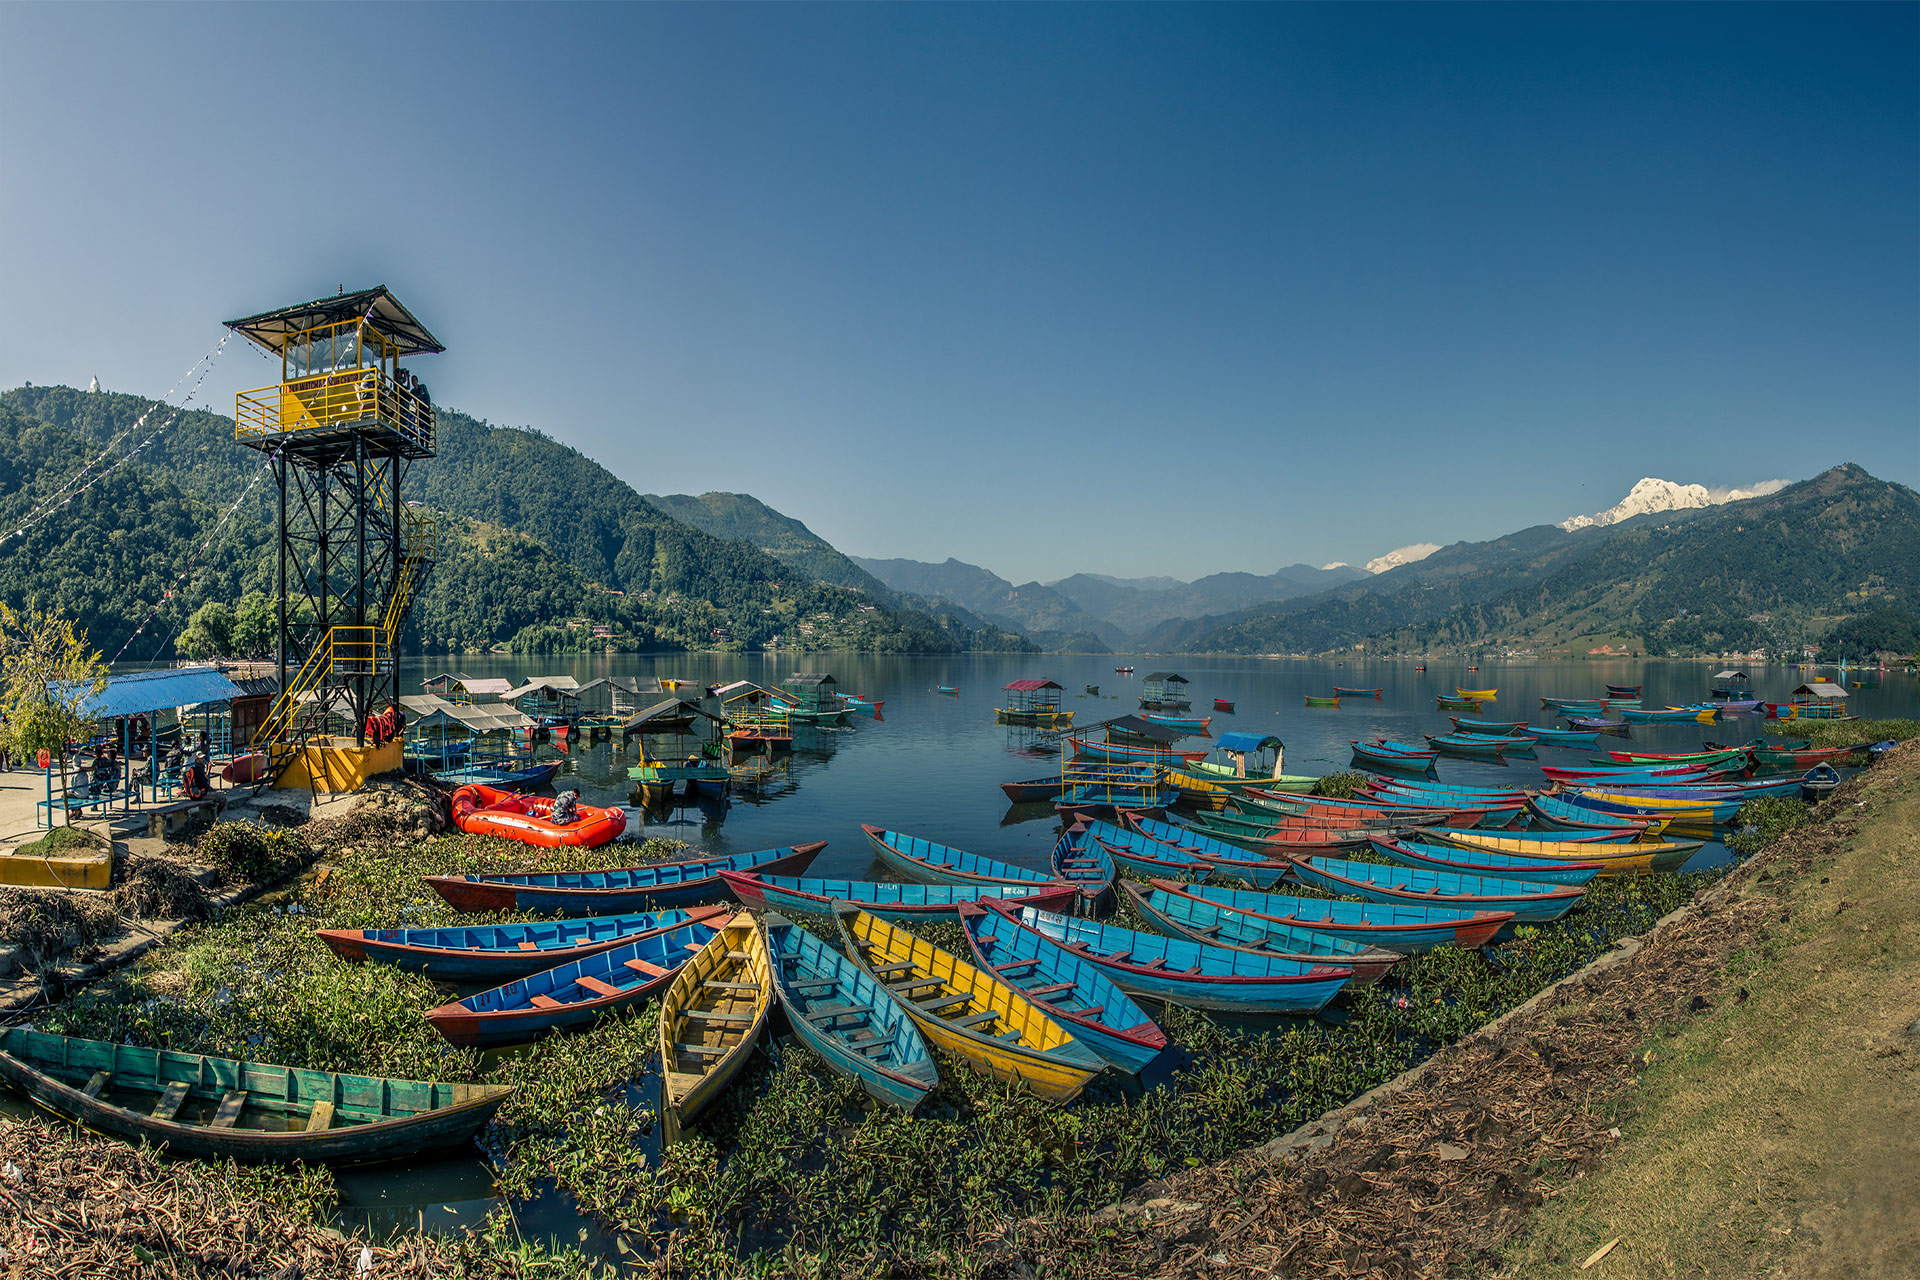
left=224, top=286, right=441, bottom=788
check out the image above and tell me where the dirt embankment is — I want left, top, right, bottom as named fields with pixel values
left=990, top=745, right=1919, bottom=1280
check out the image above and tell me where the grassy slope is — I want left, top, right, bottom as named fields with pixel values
left=1503, top=750, right=1920, bottom=1278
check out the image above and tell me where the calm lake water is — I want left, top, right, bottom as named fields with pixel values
left=131, top=654, right=1920, bottom=1248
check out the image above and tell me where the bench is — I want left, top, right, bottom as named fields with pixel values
left=148, top=795, right=225, bottom=840
left=36, top=786, right=135, bottom=827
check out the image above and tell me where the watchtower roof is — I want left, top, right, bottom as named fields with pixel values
left=225, top=286, right=445, bottom=357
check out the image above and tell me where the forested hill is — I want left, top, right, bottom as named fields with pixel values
left=0, top=384, right=1032, bottom=655
left=1188, top=464, right=1920, bottom=657
left=641, top=491, right=893, bottom=597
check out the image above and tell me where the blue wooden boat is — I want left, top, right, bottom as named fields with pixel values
left=1000, top=775, right=1066, bottom=803
left=1620, top=706, right=1717, bottom=724
left=980, top=902, right=1352, bottom=1015
left=957, top=903, right=1171, bottom=1074
left=1369, top=836, right=1603, bottom=886
left=1421, top=824, right=1652, bottom=845
left=1447, top=717, right=1528, bottom=734
left=1424, top=733, right=1512, bottom=758
left=1351, top=739, right=1438, bottom=771
left=1606, top=683, right=1641, bottom=698
left=423, top=916, right=725, bottom=1048
left=861, top=825, right=1062, bottom=888
left=1050, top=825, right=1116, bottom=908
left=1287, top=856, right=1585, bottom=923
left=1522, top=726, right=1600, bottom=746
left=1526, top=793, right=1671, bottom=834
left=1118, top=881, right=1402, bottom=986
left=1081, top=819, right=1215, bottom=879
left=425, top=843, right=827, bottom=915
left=937, top=685, right=959, bottom=695
left=1106, top=817, right=1297, bottom=887
left=1138, top=711, right=1211, bottom=734
left=1367, top=780, right=1529, bottom=804
left=1564, top=716, right=1630, bottom=734
left=761, top=912, right=937, bottom=1112
left=1457, top=731, right=1537, bottom=757
left=1559, top=789, right=1744, bottom=828
left=1150, top=881, right=1513, bottom=953
left=318, top=906, right=729, bottom=982
left=430, top=759, right=563, bottom=789
left=720, top=873, right=1080, bottom=920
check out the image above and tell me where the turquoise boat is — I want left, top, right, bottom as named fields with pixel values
left=1091, top=818, right=1294, bottom=887
left=1081, top=819, right=1214, bottom=879
left=980, top=902, right=1352, bottom=1015
left=1050, top=825, right=1116, bottom=909
left=861, top=825, right=1061, bottom=888
left=957, top=903, right=1171, bottom=1074
left=1118, top=881, right=1402, bottom=986
left=1287, top=856, right=1584, bottom=923
left=719, top=873, right=1080, bottom=920
left=1369, top=836, right=1604, bottom=886
left=762, top=912, right=937, bottom=1112
left=318, top=906, right=729, bottom=982
left=1147, top=881, right=1512, bottom=953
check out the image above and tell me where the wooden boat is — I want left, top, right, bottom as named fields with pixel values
left=1000, top=775, right=1066, bottom=803
left=1524, top=726, right=1600, bottom=746
left=721, top=873, right=1080, bottom=919
left=1086, top=684, right=1101, bottom=695
left=1558, top=789, right=1743, bottom=831
left=431, top=760, right=563, bottom=790
left=1435, top=695, right=1480, bottom=711
left=1420, top=821, right=1657, bottom=846
left=835, top=906, right=1103, bottom=1101
left=1332, top=687, right=1382, bottom=699
left=1455, top=688, right=1498, bottom=700
left=1148, top=881, right=1513, bottom=953
left=1527, top=793, right=1670, bottom=835
left=1365, top=778, right=1529, bottom=803
left=1621, top=706, right=1716, bottom=724
left=957, top=903, right=1171, bottom=1074
left=1800, top=764, right=1842, bottom=801
left=1236, top=789, right=1494, bottom=828
left=424, top=915, right=725, bottom=1048
left=861, top=826, right=1064, bottom=889
left=1540, top=762, right=1720, bottom=783
left=1118, top=881, right=1401, bottom=986
left=1564, top=716, right=1631, bottom=735
left=1304, top=695, right=1341, bottom=708
left=1188, top=814, right=1383, bottom=859
left=762, top=912, right=936, bottom=1112
left=319, top=906, right=729, bottom=983
left=837, top=693, right=884, bottom=713
left=1350, top=740, right=1436, bottom=771
left=1541, top=697, right=1606, bottom=713
left=449, top=783, right=627, bottom=849
left=425, top=843, right=827, bottom=915
left=1083, top=821, right=1215, bottom=879
left=1182, top=759, right=1318, bottom=792
left=1424, top=733, right=1511, bottom=759
left=1448, top=717, right=1528, bottom=734
left=1139, top=711, right=1212, bottom=734
left=995, top=706, right=1074, bottom=725
left=1606, top=684, right=1641, bottom=697
left=1090, top=818, right=1296, bottom=885
left=1600, top=747, right=1748, bottom=767
left=1068, top=736, right=1206, bottom=765
left=1733, top=742, right=1867, bottom=769
left=1428, top=829, right=1698, bottom=874
left=1050, top=825, right=1116, bottom=908
left=659, top=912, right=773, bottom=1143
left=1212, top=698, right=1235, bottom=712
left=0, top=1028, right=511, bottom=1166
left=937, top=685, right=959, bottom=695
left=1287, top=856, right=1584, bottom=923
left=1370, top=837, right=1603, bottom=886
left=980, top=901, right=1352, bottom=1015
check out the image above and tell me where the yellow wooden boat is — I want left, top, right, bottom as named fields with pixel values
left=1163, top=762, right=1319, bottom=806
left=658, top=911, right=772, bottom=1145
left=1454, top=688, right=1498, bottom=700
left=834, top=906, right=1103, bottom=1103
left=1427, top=831, right=1701, bottom=876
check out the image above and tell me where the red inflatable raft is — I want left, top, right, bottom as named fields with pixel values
left=450, top=784, right=627, bottom=849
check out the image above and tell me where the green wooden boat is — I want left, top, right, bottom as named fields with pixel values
left=1171, top=759, right=1318, bottom=793
left=1435, top=696, right=1480, bottom=711
left=1304, top=695, right=1341, bottom=708
left=0, top=1027, right=510, bottom=1165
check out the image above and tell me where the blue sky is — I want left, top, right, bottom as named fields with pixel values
left=1, top=3, right=1913, bottom=583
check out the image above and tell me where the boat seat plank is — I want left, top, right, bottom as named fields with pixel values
left=82, top=1071, right=109, bottom=1099
left=517, top=941, right=538, bottom=951
left=702, top=980, right=760, bottom=991
left=917, top=992, right=972, bottom=1014
left=306, top=1100, right=336, bottom=1132
left=889, top=977, right=945, bottom=994
left=870, top=961, right=918, bottom=976
left=726, top=951, right=753, bottom=960
left=808, top=1004, right=873, bottom=1022
left=575, top=975, right=623, bottom=998
left=684, top=1010, right=756, bottom=1025
left=150, top=1082, right=190, bottom=1123
left=623, top=958, right=670, bottom=978
left=672, top=1042, right=731, bottom=1059
left=1026, top=981, right=1076, bottom=998
left=1137, top=957, right=1168, bottom=970
left=528, top=994, right=565, bottom=1009
left=211, top=1091, right=249, bottom=1129
left=994, top=960, right=1042, bottom=975
left=788, top=977, right=838, bottom=991
left=952, top=1010, right=1002, bottom=1029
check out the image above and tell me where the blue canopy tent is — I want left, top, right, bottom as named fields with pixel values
left=59, top=667, right=247, bottom=814
left=1207, top=730, right=1286, bottom=778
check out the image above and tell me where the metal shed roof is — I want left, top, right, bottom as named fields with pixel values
left=78, top=667, right=246, bottom=720
left=1215, top=731, right=1284, bottom=754
left=786, top=673, right=836, bottom=686
left=225, top=286, right=445, bottom=357
left=1141, top=672, right=1188, bottom=683
left=1793, top=682, right=1848, bottom=699
left=622, top=698, right=730, bottom=734
left=399, top=695, right=534, bottom=733
left=1102, top=715, right=1184, bottom=744
left=1003, top=679, right=1063, bottom=692
left=1713, top=670, right=1749, bottom=681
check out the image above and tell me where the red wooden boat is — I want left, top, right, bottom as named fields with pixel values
left=1213, top=698, right=1235, bottom=713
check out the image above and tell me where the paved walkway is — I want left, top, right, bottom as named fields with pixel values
left=0, top=763, right=358, bottom=851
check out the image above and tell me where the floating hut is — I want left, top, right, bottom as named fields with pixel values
left=996, top=679, right=1071, bottom=726
left=1138, top=672, right=1191, bottom=711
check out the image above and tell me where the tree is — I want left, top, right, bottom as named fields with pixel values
left=178, top=600, right=236, bottom=659
left=231, top=592, right=276, bottom=658
left=0, top=605, right=108, bottom=825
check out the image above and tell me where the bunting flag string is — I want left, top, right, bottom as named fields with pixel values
left=107, top=453, right=277, bottom=664
left=0, top=336, right=229, bottom=550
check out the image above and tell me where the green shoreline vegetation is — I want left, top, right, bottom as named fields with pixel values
left=15, top=792, right=1711, bottom=1277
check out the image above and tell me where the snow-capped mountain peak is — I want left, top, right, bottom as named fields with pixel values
left=1560, top=477, right=1787, bottom=531
left=1363, top=543, right=1441, bottom=574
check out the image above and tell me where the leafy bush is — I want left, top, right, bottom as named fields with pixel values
left=193, top=822, right=309, bottom=884
left=1725, top=796, right=1811, bottom=856
left=1312, top=770, right=1370, bottom=798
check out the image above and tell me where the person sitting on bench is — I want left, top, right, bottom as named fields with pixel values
left=181, top=752, right=211, bottom=801
left=88, top=744, right=120, bottom=799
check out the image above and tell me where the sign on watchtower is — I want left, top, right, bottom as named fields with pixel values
left=223, top=286, right=441, bottom=783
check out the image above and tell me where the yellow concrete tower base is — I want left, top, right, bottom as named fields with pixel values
left=273, top=737, right=404, bottom=793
